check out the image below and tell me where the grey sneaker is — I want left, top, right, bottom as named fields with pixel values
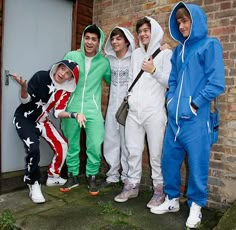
left=147, top=184, right=165, bottom=209
left=114, top=181, right=139, bottom=202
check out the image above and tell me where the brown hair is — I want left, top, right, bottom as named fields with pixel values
left=176, top=7, right=191, bottom=20
left=110, top=28, right=130, bottom=46
left=136, top=17, right=151, bottom=33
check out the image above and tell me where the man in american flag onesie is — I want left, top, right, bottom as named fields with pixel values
left=13, top=60, right=86, bottom=203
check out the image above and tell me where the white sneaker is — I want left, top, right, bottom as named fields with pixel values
left=150, top=195, right=180, bottom=214
left=28, top=181, right=45, bottom=204
left=46, top=176, right=67, bottom=186
left=186, top=202, right=202, bottom=229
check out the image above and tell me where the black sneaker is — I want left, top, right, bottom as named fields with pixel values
left=87, top=175, right=99, bottom=196
left=60, top=173, right=79, bottom=193
left=100, top=180, right=116, bottom=189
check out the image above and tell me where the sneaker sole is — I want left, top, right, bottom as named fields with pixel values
left=89, top=190, right=99, bottom=196
left=114, top=197, right=128, bottom=202
left=31, top=198, right=46, bottom=204
left=186, top=221, right=201, bottom=229
left=59, top=184, right=79, bottom=193
left=147, top=204, right=162, bottom=209
left=114, top=194, right=138, bottom=203
left=150, top=207, right=180, bottom=214
left=30, top=196, right=46, bottom=204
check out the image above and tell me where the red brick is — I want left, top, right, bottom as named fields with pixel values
left=212, top=26, right=235, bottom=36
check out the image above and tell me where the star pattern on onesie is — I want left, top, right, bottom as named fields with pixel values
left=23, top=137, right=34, bottom=148
left=24, top=110, right=34, bottom=118
left=27, top=157, right=33, bottom=172
left=13, top=117, right=21, bottom=129
left=35, top=99, right=45, bottom=109
left=36, top=122, right=43, bottom=133
left=24, top=175, right=30, bottom=182
left=48, top=83, right=56, bottom=94
left=15, top=122, right=21, bottom=129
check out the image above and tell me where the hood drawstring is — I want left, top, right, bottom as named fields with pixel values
left=174, top=126, right=180, bottom=142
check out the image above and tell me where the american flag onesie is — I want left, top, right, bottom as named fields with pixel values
left=13, top=60, right=79, bottom=184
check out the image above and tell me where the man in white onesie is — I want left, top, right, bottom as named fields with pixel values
left=114, top=16, right=172, bottom=209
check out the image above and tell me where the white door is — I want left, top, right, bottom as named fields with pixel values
left=1, top=0, right=73, bottom=172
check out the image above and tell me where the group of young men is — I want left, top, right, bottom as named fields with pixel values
left=13, top=2, right=225, bottom=229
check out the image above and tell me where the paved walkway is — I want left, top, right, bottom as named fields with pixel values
left=0, top=177, right=226, bottom=230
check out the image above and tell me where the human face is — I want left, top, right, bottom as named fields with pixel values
left=111, top=34, right=128, bottom=58
left=177, top=16, right=191, bottom=38
left=84, top=32, right=99, bottom=57
left=53, top=64, right=72, bottom=84
left=137, top=23, right=151, bottom=49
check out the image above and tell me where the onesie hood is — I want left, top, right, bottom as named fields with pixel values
left=104, top=26, right=135, bottom=58
left=139, top=16, right=164, bottom=56
left=169, top=1, right=208, bottom=45
left=50, top=59, right=79, bottom=92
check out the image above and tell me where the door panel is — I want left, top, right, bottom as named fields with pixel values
left=1, top=0, right=73, bottom=172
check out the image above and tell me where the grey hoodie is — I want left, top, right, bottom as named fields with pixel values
left=104, top=26, right=135, bottom=112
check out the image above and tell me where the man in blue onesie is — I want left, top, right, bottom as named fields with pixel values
left=150, top=2, right=225, bottom=229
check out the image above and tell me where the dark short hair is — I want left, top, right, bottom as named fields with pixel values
left=176, top=7, right=191, bottom=20
left=136, top=17, right=151, bottom=33
left=84, top=24, right=101, bottom=40
left=110, top=28, right=130, bottom=46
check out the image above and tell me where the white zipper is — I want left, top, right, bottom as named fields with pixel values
left=174, top=71, right=184, bottom=141
left=81, top=72, right=88, bottom=114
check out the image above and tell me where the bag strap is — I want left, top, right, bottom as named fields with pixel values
left=127, top=47, right=161, bottom=93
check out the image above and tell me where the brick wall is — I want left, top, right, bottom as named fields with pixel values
left=93, top=0, right=236, bottom=210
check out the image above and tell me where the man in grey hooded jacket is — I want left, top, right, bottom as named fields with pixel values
left=101, top=27, right=135, bottom=188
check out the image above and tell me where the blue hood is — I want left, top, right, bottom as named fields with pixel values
left=169, top=1, right=208, bottom=45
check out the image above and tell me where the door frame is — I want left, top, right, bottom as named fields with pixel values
left=0, top=0, right=4, bottom=174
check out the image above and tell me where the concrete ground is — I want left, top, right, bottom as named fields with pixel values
left=0, top=176, right=230, bottom=230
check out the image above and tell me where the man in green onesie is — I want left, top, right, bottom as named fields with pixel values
left=60, top=24, right=111, bottom=196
